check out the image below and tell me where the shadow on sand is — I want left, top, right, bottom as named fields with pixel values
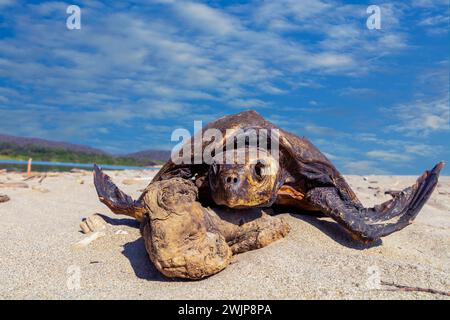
left=121, top=238, right=172, bottom=282
left=290, top=213, right=382, bottom=249
left=97, top=208, right=380, bottom=282
left=97, top=214, right=140, bottom=229
left=273, top=207, right=382, bottom=250
left=97, top=214, right=186, bottom=282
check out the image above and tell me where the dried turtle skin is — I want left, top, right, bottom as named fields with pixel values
left=140, top=178, right=232, bottom=279
left=94, top=167, right=290, bottom=279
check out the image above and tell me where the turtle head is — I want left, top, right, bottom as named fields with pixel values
left=208, top=147, right=283, bottom=209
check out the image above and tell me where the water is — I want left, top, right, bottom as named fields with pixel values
left=0, top=159, right=159, bottom=172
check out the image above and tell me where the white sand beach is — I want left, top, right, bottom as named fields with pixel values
left=0, top=170, right=449, bottom=299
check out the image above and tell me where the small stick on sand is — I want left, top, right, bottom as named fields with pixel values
left=0, top=182, right=29, bottom=189
left=38, top=174, right=47, bottom=184
left=381, top=281, right=450, bottom=297
left=23, top=173, right=50, bottom=182
left=0, top=194, right=10, bottom=203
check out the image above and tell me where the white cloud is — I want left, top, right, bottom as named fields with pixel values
left=366, top=150, right=413, bottom=162
left=0, top=0, right=15, bottom=7
left=173, top=1, right=239, bottom=35
left=404, top=144, right=441, bottom=156
left=309, top=53, right=354, bottom=69
left=0, top=0, right=412, bottom=112
left=227, top=98, right=268, bottom=108
left=0, top=0, right=445, bottom=156
left=323, top=152, right=339, bottom=161
left=412, top=0, right=449, bottom=8
left=412, top=0, right=449, bottom=34
left=386, top=95, right=450, bottom=136
left=343, top=160, right=390, bottom=175
left=339, top=87, right=376, bottom=96
left=419, top=14, right=450, bottom=26
left=304, top=124, right=344, bottom=136
left=377, top=34, right=408, bottom=49
left=253, top=0, right=332, bottom=26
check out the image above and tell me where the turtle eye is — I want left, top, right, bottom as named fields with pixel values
left=254, top=160, right=265, bottom=180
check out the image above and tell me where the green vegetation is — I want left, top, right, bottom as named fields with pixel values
left=0, top=142, right=161, bottom=166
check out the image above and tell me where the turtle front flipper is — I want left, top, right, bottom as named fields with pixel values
left=93, top=164, right=147, bottom=221
left=305, top=162, right=444, bottom=243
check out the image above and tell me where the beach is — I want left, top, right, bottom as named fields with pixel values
left=0, top=170, right=449, bottom=299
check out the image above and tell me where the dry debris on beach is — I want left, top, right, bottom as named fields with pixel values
left=0, top=169, right=448, bottom=299
left=0, top=194, right=9, bottom=203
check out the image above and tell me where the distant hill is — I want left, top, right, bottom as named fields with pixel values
left=126, top=150, right=171, bottom=163
left=0, top=134, right=167, bottom=166
left=0, top=134, right=106, bottom=155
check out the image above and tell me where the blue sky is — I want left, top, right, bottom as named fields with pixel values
left=0, top=0, right=448, bottom=175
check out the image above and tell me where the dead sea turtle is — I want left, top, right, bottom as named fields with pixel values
left=93, top=110, right=444, bottom=279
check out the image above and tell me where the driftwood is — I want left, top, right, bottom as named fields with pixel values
left=0, top=182, right=29, bottom=189
left=23, top=173, right=46, bottom=182
left=23, top=172, right=60, bottom=183
left=0, top=194, right=10, bottom=203
left=381, top=281, right=450, bottom=297
left=70, top=168, right=90, bottom=174
left=23, top=172, right=60, bottom=179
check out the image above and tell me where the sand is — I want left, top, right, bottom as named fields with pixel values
left=0, top=170, right=448, bottom=299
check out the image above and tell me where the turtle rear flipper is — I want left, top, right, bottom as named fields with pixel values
left=93, top=164, right=146, bottom=221
left=306, top=162, right=444, bottom=243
